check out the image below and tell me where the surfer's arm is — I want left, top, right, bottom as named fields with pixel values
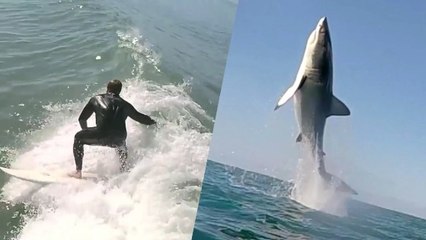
left=127, top=105, right=156, bottom=125
left=78, top=99, right=95, bottom=129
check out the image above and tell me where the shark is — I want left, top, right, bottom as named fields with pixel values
left=274, top=17, right=357, bottom=195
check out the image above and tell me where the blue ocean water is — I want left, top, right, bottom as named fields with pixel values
left=0, top=1, right=237, bottom=239
left=192, top=160, right=426, bottom=240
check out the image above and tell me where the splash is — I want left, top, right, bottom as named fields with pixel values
left=289, top=145, right=349, bottom=217
left=117, top=29, right=161, bottom=74
left=1, top=29, right=211, bottom=240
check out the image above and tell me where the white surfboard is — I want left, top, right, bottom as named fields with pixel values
left=0, top=167, right=99, bottom=184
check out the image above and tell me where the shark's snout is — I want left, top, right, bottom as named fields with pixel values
left=317, top=17, right=328, bottom=33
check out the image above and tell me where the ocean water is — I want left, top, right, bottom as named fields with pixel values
left=192, top=160, right=426, bottom=240
left=0, top=1, right=237, bottom=239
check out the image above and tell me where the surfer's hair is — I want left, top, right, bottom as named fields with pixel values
left=107, top=79, right=122, bottom=94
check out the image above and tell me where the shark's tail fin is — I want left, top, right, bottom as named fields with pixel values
left=333, top=176, right=358, bottom=195
left=318, top=159, right=358, bottom=195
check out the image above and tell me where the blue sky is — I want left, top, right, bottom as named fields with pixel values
left=208, top=0, right=426, bottom=218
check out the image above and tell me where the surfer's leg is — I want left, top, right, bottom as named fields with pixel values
left=116, top=144, right=128, bottom=172
left=104, top=134, right=128, bottom=172
left=73, top=128, right=103, bottom=171
left=70, top=135, right=84, bottom=178
left=73, top=137, right=84, bottom=171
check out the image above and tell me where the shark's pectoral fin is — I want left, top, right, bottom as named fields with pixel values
left=296, top=133, right=302, bottom=142
left=328, top=95, right=350, bottom=116
left=274, top=75, right=307, bottom=111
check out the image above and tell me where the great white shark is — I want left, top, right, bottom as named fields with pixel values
left=274, top=17, right=357, bottom=195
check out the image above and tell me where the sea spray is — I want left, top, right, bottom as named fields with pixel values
left=290, top=144, right=349, bottom=216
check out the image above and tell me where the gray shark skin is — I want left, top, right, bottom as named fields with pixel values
left=275, top=17, right=357, bottom=195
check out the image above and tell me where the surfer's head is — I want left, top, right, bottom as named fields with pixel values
left=107, top=79, right=122, bottom=95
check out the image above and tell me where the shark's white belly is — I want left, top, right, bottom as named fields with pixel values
left=294, top=79, right=327, bottom=149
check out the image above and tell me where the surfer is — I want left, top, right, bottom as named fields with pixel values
left=68, top=79, right=157, bottom=178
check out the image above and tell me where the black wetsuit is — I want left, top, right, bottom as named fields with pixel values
left=73, top=92, right=156, bottom=171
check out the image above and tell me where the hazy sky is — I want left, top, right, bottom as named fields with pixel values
left=208, top=0, right=426, bottom=218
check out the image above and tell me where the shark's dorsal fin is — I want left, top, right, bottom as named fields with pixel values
left=328, top=95, right=350, bottom=116
left=274, top=75, right=307, bottom=111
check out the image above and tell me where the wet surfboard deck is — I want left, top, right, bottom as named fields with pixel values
left=0, top=166, right=99, bottom=184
